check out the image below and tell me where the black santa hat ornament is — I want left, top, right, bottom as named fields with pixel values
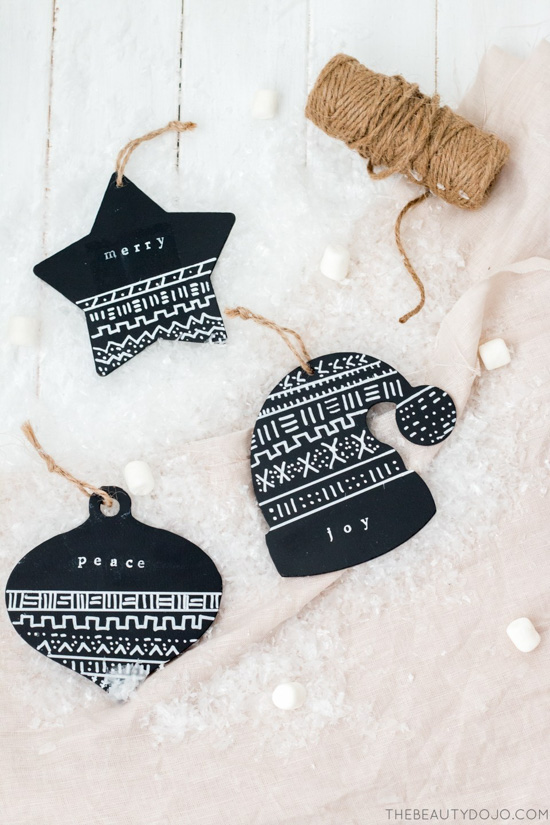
left=34, top=122, right=235, bottom=376
left=227, top=308, right=457, bottom=578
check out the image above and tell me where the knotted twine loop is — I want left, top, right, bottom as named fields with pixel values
left=21, top=421, right=114, bottom=509
left=115, top=120, right=196, bottom=187
left=305, top=54, right=510, bottom=321
left=225, top=307, right=314, bottom=375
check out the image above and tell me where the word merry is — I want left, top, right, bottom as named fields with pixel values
left=103, top=236, right=165, bottom=260
left=77, top=556, right=146, bottom=569
left=326, top=517, right=369, bottom=542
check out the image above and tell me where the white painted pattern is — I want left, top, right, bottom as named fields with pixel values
left=252, top=353, right=455, bottom=532
left=76, top=259, right=216, bottom=310
left=73, top=256, right=227, bottom=374
left=6, top=587, right=222, bottom=686
left=2, top=0, right=549, bottom=416
left=6, top=589, right=222, bottom=612
left=269, top=471, right=415, bottom=531
left=258, top=447, right=397, bottom=505
left=396, top=385, right=434, bottom=409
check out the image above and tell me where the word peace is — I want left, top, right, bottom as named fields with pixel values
left=77, top=556, right=145, bottom=569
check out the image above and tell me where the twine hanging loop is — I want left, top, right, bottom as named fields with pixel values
left=115, top=120, right=196, bottom=187
left=225, top=307, right=314, bottom=375
left=21, top=421, right=114, bottom=508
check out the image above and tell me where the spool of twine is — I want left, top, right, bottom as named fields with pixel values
left=306, top=54, right=510, bottom=321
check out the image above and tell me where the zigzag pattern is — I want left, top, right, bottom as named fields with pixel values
left=7, top=587, right=222, bottom=690
left=92, top=311, right=225, bottom=352
left=76, top=258, right=226, bottom=375
left=89, top=314, right=226, bottom=373
left=277, top=354, right=378, bottom=392
left=12, top=612, right=217, bottom=632
left=89, top=294, right=217, bottom=339
left=92, top=315, right=226, bottom=365
left=251, top=351, right=456, bottom=531
left=251, top=408, right=378, bottom=467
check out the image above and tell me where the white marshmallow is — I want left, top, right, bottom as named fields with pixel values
left=271, top=681, right=307, bottom=710
left=320, top=244, right=350, bottom=282
left=506, top=617, right=541, bottom=653
left=8, top=315, right=39, bottom=346
left=251, top=89, right=278, bottom=120
left=123, top=460, right=155, bottom=496
left=479, top=338, right=511, bottom=370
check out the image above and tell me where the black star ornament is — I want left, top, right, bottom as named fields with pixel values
left=34, top=174, right=235, bottom=375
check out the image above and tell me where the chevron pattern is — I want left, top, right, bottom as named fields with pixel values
left=6, top=589, right=222, bottom=690
left=77, top=258, right=226, bottom=375
left=252, top=352, right=455, bottom=531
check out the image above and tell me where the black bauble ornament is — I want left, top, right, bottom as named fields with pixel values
left=5, top=487, right=222, bottom=693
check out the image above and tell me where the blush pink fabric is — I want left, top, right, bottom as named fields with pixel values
left=1, top=45, right=550, bottom=824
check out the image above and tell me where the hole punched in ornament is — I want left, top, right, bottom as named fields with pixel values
left=90, top=487, right=131, bottom=519
left=93, top=487, right=133, bottom=518
left=101, top=500, right=120, bottom=517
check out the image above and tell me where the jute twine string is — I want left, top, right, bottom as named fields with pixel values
left=21, top=422, right=114, bottom=508
left=394, top=190, right=430, bottom=323
left=115, top=121, right=196, bottom=187
left=305, top=54, right=510, bottom=321
left=225, top=307, right=314, bottom=375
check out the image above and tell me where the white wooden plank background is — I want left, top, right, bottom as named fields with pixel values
left=1, top=0, right=549, bottom=459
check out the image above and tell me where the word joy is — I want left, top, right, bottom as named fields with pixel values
left=103, top=236, right=165, bottom=261
left=77, top=556, right=146, bottom=569
left=326, top=517, right=369, bottom=542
